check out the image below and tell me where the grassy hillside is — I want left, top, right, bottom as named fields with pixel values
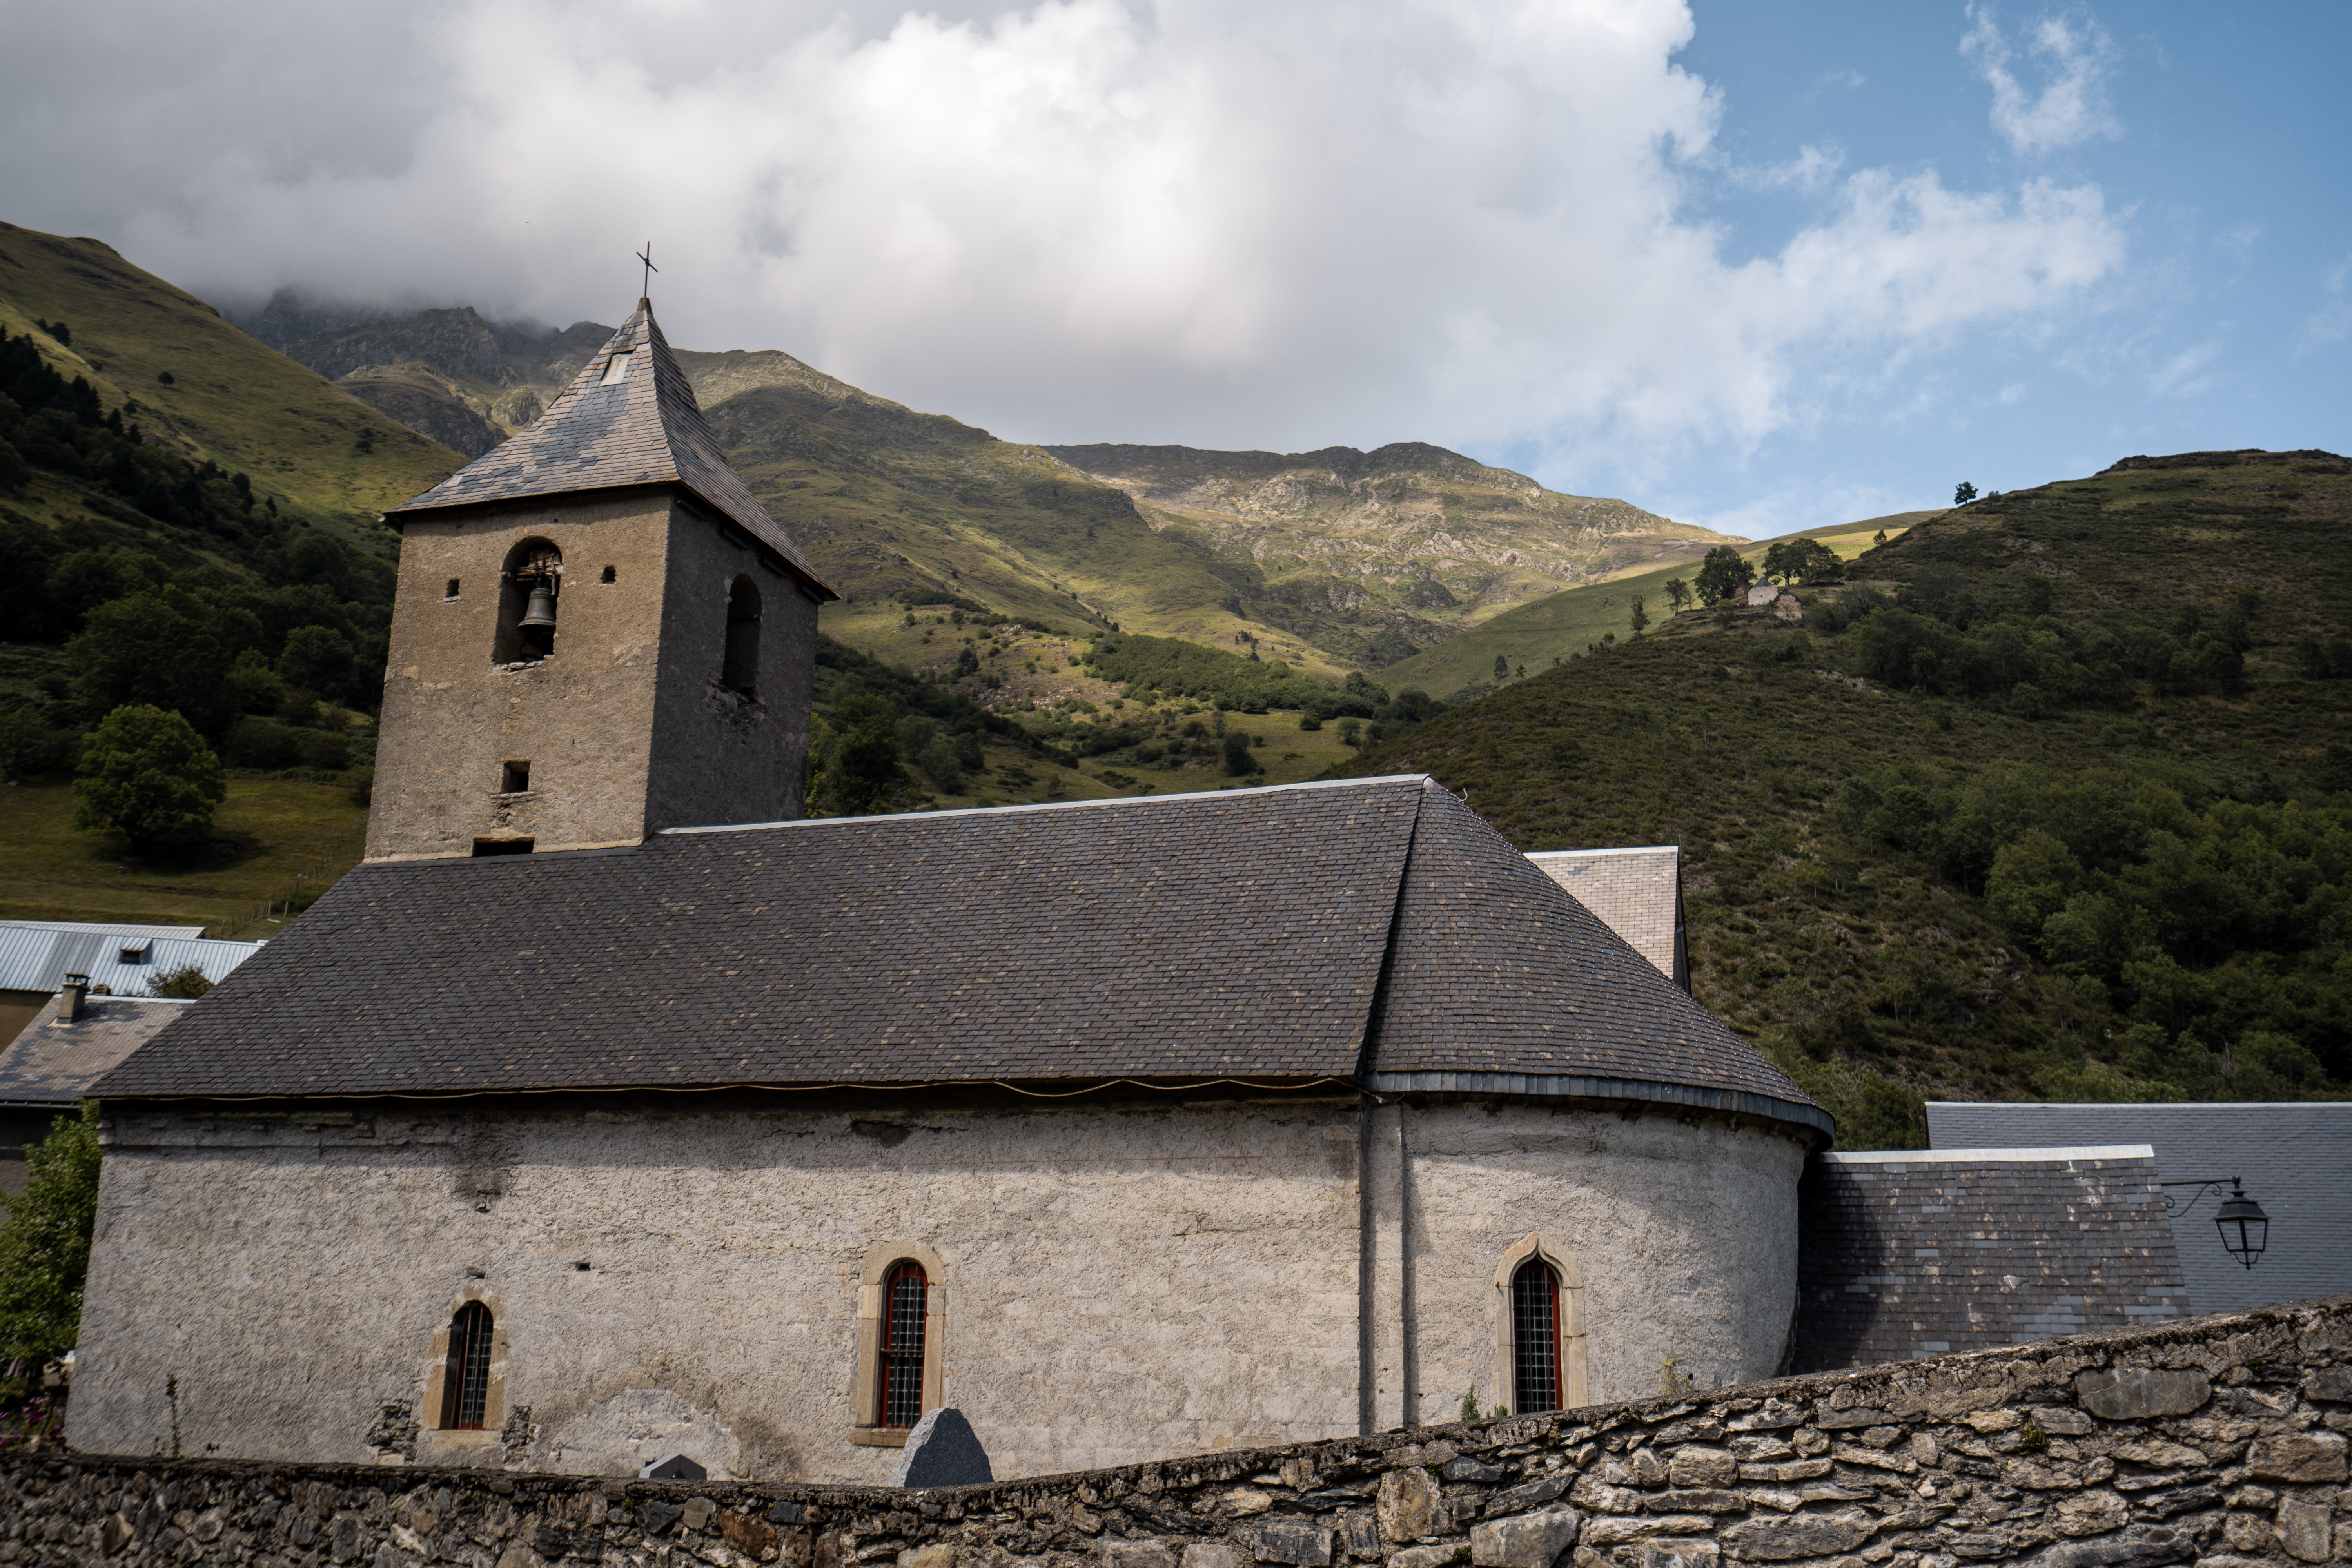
left=242, top=296, right=1730, bottom=678
left=1041, top=442, right=1737, bottom=668
left=1330, top=448, right=2352, bottom=1146
left=0, top=225, right=466, bottom=550
left=1381, top=510, right=1934, bottom=697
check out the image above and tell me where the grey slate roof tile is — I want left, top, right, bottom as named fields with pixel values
left=387, top=299, right=831, bottom=594
left=0, top=995, right=194, bottom=1106
left=92, top=777, right=1822, bottom=1129
left=1792, top=1147, right=2190, bottom=1372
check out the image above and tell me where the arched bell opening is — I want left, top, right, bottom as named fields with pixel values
left=721, top=574, right=761, bottom=698
left=494, top=540, right=562, bottom=664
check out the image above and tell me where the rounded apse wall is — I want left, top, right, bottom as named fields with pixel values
left=1400, top=1099, right=1806, bottom=1415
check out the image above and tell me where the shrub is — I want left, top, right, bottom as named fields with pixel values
left=0, top=1103, right=101, bottom=1365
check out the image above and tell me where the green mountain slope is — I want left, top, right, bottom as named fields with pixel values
left=241, top=297, right=1729, bottom=677
left=1381, top=510, right=1934, bottom=697
left=1329, top=448, right=2352, bottom=1145
left=0, top=226, right=466, bottom=548
left=1040, top=442, right=1736, bottom=669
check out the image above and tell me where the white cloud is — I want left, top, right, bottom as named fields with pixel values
left=2299, top=254, right=2352, bottom=352
left=0, top=0, right=2129, bottom=484
left=2148, top=341, right=2221, bottom=398
left=1963, top=5, right=2122, bottom=155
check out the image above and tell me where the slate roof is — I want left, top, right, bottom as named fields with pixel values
left=1524, top=847, right=1685, bottom=988
left=1792, top=1145, right=2189, bottom=1373
left=385, top=299, right=831, bottom=595
left=1927, top=1100, right=2352, bottom=1317
left=0, top=995, right=194, bottom=1107
left=91, top=776, right=1827, bottom=1134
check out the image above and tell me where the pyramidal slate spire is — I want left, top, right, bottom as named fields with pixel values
left=388, top=299, right=828, bottom=592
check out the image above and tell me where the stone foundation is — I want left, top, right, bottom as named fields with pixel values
left=7, top=1294, right=2348, bottom=1568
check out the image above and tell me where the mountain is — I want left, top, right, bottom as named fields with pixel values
left=0, top=227, right=466, bottom=551
left=1379, top=509, right=1939, bottom=698
left=1327, top=446, right=2352, bottom=1145
left=238, top=294, right=1730, bottom=676
left=1040, top=442, right=1737, bottom=669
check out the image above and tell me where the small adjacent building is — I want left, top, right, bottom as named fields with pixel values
left=0, top=921, right=260, bottom=1051
left=0, top=984, right=193, bottom=1192
left=1927, top=1100, right=2352, bottom=1315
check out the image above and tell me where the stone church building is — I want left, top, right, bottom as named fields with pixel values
left=70, top=301, right=1830, bottom=1483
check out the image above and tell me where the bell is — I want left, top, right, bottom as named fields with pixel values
left=519, top=582, right=558, bottom=629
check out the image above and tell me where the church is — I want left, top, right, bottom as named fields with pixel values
left=67, top=300, right=1829, bottom=1482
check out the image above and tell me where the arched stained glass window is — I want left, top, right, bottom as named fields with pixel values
left=1511, top=1257, right=1562, bottom=1414
left=441, top=1301, right=494, bottom=1430
left=878, top=1261, right=928, bottom=1429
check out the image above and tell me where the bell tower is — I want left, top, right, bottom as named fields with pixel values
left=365, top=299, right=835, bottom=862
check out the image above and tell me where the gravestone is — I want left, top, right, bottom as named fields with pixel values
left=640, top=1454, right=707, bottom=1481
left=889, top=1407, right=993, bottom=1487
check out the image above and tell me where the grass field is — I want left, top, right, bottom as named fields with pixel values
left=0, top=777, right=369, bottom=938
left=1379, top=511, right=1937, bottom=697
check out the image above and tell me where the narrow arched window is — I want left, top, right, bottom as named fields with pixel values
left=493, top=540, right=562, bottom=664
left=440, top=1301, right=494, bottom=1430
left=877, top=1261, right=927, bottom=1428
left=722, top=575, right=761, bottom=697
left=1511, top=1257, right=1562, bottom=1414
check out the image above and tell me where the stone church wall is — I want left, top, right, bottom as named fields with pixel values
left=11, top=1293, right=2348, bottom=1568
left=70, top=1098, right=1800, bottom=1483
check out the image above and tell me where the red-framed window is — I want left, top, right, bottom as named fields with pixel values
left=441, top=1301, right=494, bottom=1430
left=878, top=1261, right=928, bottom=1428
left=1511, top=1258, right=1562, bottom=1414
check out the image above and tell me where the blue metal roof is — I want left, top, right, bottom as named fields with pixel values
left=0, top=922, right=264, bottom=997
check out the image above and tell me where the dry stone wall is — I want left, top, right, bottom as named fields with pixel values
left=6, top=1295, right=2348, bottom=1568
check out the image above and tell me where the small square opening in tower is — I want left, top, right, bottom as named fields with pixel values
left=445, top=579, right=461, bottom=600
left=499, top=761, right=531, bottom=794
left=472, top=838, right=535, bottom=857
left=599, top=352, right=633, bottom=385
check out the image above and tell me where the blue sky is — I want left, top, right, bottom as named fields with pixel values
left=1, top=2, right=2345, bottom=538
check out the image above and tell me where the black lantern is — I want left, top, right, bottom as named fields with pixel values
left=2215, top=1181, right=2269, bottom=1269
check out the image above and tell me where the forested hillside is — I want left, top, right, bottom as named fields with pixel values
left=1333, top=447, right=2352, bottom=1145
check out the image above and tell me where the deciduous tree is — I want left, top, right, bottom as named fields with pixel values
left=72, top=704, right=225, bottom=852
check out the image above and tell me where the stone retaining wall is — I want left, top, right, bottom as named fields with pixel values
left=5, top=1295, right=2348, bottom=1568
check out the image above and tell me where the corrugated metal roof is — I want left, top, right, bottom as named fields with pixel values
left=0, top=924, right=264, bottom=996
left=1927, top=1100, right=2352, bottom=1316
left=0, top=920, right=204, bottom=940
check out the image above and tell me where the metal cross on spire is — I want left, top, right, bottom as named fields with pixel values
left=635, top=242, right=659, bottom=299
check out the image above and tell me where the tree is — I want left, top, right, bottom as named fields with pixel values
left=1628, top=596, right=1648, bottom=636
left=67, top=586, right=256, bottom=735
left=1492, top=654, right=1510, bottom=682
left=1693, top=545, right=1756, bottom=606
left=1954, top=481, right=1979, bottom=506
left=277, top=625, right=358, bottom=705
left=72, top=704, right=227, bottom=852
left=1221, top=730, right=1259, bottom=776
left=813, top=693, right=907, bottom=816
left=1871, top=529, right=1888, bottom=548
left=0, top=1102, right=102, bottom=1365
left=1663, top=578, right=1691, bottom=615
left=147, top=964, right=214, bottom=999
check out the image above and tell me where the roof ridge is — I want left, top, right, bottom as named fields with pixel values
left=658, top=773, right=1436, bottom=835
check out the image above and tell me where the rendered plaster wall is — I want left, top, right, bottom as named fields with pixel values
left=20, top=1294, right=2352, bottom=1568
left=1392, top=1104, right=1803, bottom=1421
left=70, top=1099, right=1803, bottom=1485
left=370, top=492, right=816, bottom=862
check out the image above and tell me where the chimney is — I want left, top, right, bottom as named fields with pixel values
left=59, top=973, right=90, bottom=1022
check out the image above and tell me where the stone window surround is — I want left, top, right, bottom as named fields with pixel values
left=848, top=1241, right=946, bottom=1448
left=414, top=1284, right=510, bottom=1461
left=1492, top=1232, right=1588, bottom=1413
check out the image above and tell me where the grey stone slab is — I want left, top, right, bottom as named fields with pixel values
left=890, top=1407, right=993, bottom=1488
left=2074, top=1369, right=2212, bottom=1421
left=1469, top=1506, right=1580, bottom=1567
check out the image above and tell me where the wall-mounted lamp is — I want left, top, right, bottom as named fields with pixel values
left=2162, top=1178, right=2270, bottom=1270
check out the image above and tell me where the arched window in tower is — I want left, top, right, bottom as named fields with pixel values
left=1511, top=1256, right=1563, bottom=1414
left=439, top=1301, right=495, bottom=1430
left=721, top=575, right=761, bottom=697
left=877, top=1260, right=928, bottom=1428
left=494, top=540, right=562, bottom=664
